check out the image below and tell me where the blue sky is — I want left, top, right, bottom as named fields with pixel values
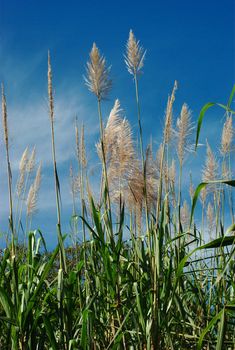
left=0, top=0, right=234, bottom=247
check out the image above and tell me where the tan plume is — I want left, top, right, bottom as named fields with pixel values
left=17, top=147, right=29, bottom=197
left=221, top=115, right=233, bottom=155
left=27, top=147, right=36, bottom=173
left=85, top=43, right=112, bottom=101
left=202, top=141, right=218, bottom=183
left=1, top=84, right=9, bottom=149
left=125, top=29, right=146, bottom=76
left=48, top=52, right=54, bottom=122
left=164, top=81, right=177, bottom=145
left=26, top=163, right=41, bottom=217
left=176, top=103, right=193, bottom=165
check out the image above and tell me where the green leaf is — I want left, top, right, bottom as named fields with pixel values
left=195, top=102, right=215, bottom=149
left=199, top=236, right=235, bottom=249
left=0, top=286, right=15, bottom=319
left=227, top=84, right=235, bottom=108
left=80, top=309, right=89, bottom=349
left=133, top=282, right=145, bottom=334
left=190, top=182, right=207, bottom=225
left=197, top=309, right=224, bottom=350
left=23, top=243, right=60, bottom=328
left=195, top=91, right=235, bottom=150
left=216, top=308, right=226, bottom=350
left=42, top=314, right=58, bottom=350
left=190, top=180, right=235, bottom=225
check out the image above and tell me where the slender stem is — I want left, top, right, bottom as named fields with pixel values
left=7, top=149, right=14, bottom=256
left=134, top=74, right=144, bottom=170
left=2, top=85, right=15, bottom=256
left=177, top=162, right=183, bottom=262
left=228, top=153, right=234, bottom=223
left=133, top=74, right=150, bottom=248
left=50, top=121, right=61, bottom=225
left=48, top=53, right=66, bottom=272
left=97, top=98, right=113, bottom=237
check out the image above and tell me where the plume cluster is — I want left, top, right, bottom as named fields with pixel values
left=97, top=100, right=158, bottom=213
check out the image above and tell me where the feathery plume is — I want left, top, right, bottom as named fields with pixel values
left=69, top=164, right=79, bottom=197
left=1, top=84, right=9, bottom=149
left=202, top=142, right=218, bottom=197
left=168, top=159, right=176, bottom=184
left=85, top=43, right=112, bottom=101
left=48, top=52, right=54, bottom=122
left=17, top=172, right=25, bottom=198
left=27, top=147, right=36, bottom=173
left=19, top=147, right=29, bottom=173
left=200, top=187, right=207, bottom=205
left=176, top=103, right=193, bottom=165
left=96, top=99, right=158, bottom=211
left=80, top=124, right=87, bottom=168
left=221, top=115, right=233, bottom=155
left=97, top=100, right=136, bottom=199
left=26, top=185, right=36, bottom=217
left=181, top=200, right=190, bottom=229
left=34, top=163, right=42, bottom=193
left=97, top=99, right=135, bottom=175
left=189, top=173, right=194, bottom=201
left=16, top=147, right=29, bottom=197
left=222, top=162, right=229, bottom=179
left=75, top=118, right=80, bottom=164
left=145, top=145, right=158, bottom=208
left=26, top=163, right=42, bottom=217
left=164, top=81, right=177, bottom=145
left=207, top=202, right=214, bottom=237
left=156, top=143, right=163, bottom=163
left=202, top=141, right=218, bottom=182
left=125, top=30, right=146, bottom=75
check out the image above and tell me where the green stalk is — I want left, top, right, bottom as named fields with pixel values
left=133, top=74, right=150, bottom=245
left=48, top=53, right=67, bottom=273
left=134, top=74, right=144, bottom=170
left=177, top=162, right=183, bottom=263
left=97, top=98, right=113, bottom=238
left=1, top=85, right=15, bottom=257
left=228, top=152, right=234, bottom=223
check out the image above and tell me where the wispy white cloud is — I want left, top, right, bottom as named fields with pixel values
left=0, top=67, right=102, bottom=233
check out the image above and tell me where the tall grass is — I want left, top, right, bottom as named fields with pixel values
left=0, top=31, right=234, bottom=350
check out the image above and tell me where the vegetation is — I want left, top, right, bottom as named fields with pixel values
left=0, top=30, right=234, bottom=349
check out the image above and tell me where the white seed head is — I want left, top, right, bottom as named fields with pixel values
left=85, top=43, right=112, bottom=100
left=125, top=29, right=146, bottom=76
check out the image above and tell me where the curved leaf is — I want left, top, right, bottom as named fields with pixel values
left=195, top=102, right=215, bottom=149
left=190, top=180, right=235, bottom=225
left=197, top=309, right=224, bottom=350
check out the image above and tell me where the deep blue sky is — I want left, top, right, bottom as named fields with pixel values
left=0, top=0, right=234, bottom=247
